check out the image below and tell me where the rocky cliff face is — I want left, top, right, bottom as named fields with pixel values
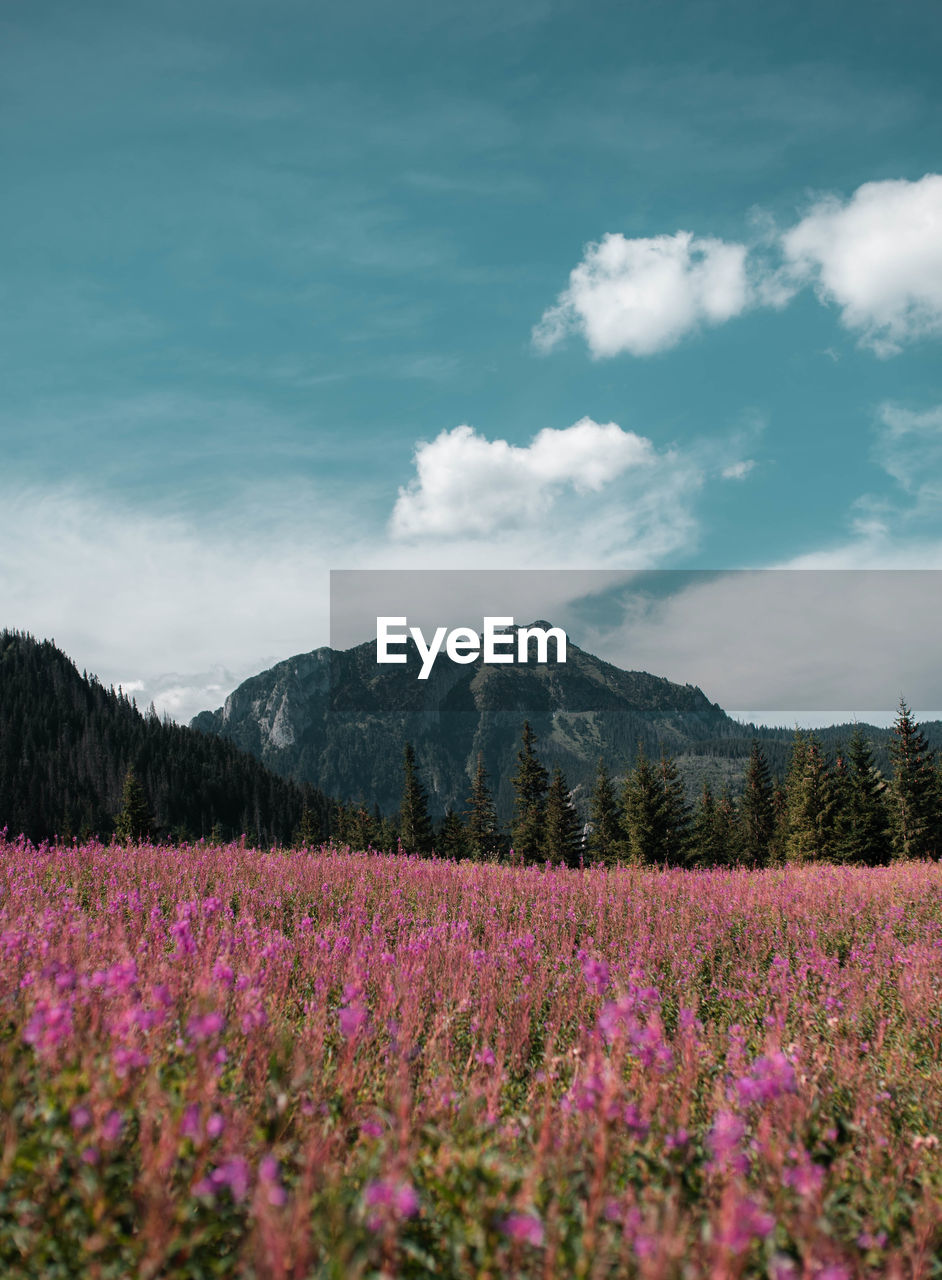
left=191, top=627, right=747, bottom=817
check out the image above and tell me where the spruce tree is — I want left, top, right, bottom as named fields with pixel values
left=658, top=751, right=691, bottom=866
left=399, top=742, right=434, bottom=855
left=114, top=766, right=152, bottom=843
left=294, top=803, right=319, bottom=849
left=587, top=757, right=626, bottom=866
left=438, top=808, right=468, bottom=860
left=692, top=780, right=734, bottom=867
left=739, top=740, right=775, bottom=867
left=544, top=766, right=583, bottom=868
left=510, top=721, right=549, bottom=863
left=889, top=700, right=939, bottom=859
left=465, top=753, right=501, bottom=860
left=784, top=733, right=835, bottom=862
left=622, top=744, right=664, bottom=865
left=833, top=728, right=890, bottom=865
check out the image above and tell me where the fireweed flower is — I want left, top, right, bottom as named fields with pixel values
left=363, top=1178, right=420, bottom=1227
left=186, top=1010, right=226, bottom=1043
left=580, top=954, right=611, bottom=995
left=717, top=1197, right=775, bottom=1253
left=735, top=1052, right=798, bottom=1106
left=502, top=1212, right=544, bottom=1246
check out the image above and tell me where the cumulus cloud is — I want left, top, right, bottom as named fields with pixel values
left=782, top=174, right=942, bottom=355
left=390, top=418, right=655, bottom=538
left=533, top=231, right=752, bottom=358
left=536, top=174, right=942, bottom=359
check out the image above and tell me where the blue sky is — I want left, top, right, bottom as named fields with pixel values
left=2, top=0, right=941, bottom=720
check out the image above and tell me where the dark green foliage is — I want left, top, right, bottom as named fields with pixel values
left=334, top=801, right=378, bottom=850
left=114, top=767, right=152, bottom=844
left=691, top=781, right=736, bottom=868
left=622, top=745, right=664, bottom=865
left=739, top=740, right=775, bottom=867
left=587, top=757, right=626, bottom=866
left=294, top=803, right=321, bottom=849
left=543, top=766, right=583, bottom=868
left=621, top=746, right=690, bottom=866
left=437, top=808, right=468, bottom=860
left=658, top=751, right=691, bottom=866
left=888, top=700, right=939, bottom=860
left=0, top=631, right=332, bottom=845
left=833, top=728, right=891, bottom=865
left=465, top=753, right=501, bottom=861
left=783, top=732, right=836, bottom=863
left=399, top=742, right=434, bottom=855
left=510, top=721, right=548, bottom=863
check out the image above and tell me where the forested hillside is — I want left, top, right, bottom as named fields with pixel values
left=0, top=631, right=333, bottom=844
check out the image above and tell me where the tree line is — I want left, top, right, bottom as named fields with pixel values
left=342, top=702, right=942, bottom=867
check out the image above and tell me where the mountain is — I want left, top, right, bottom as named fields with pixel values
left=0, top=630, right=333, bottom=844
left=190, top=623, right=768, bottom=818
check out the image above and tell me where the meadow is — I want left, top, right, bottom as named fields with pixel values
left=1, top=833, right=941, bottom=1278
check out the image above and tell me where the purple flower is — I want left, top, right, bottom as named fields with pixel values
left=736, top=1052, right=798, bottom=1106
left=339, top=1002, right=369, bottom=1038
left=502, top=1212, right=544, bottom=1247
left=581, top=956, right=611, bottom=996
left=186, top=1010, right=226, bottom=1043
left=206, top=1112, right=225, bottom=1140
left=364, top=1177, right=420, bottom=1223
left=70, top=1105, right=92, bottom=1131
left=717, top=1197, right=776, bottom=1253
left=102, top=1109, right=123, bottom=1142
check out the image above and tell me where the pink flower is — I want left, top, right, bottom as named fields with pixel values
left=363, top=1178, right=420, bottom=1225
left=581, top=956, right=610, bottom=996
left=502, top=1212, right=544, bottom=1247
left=186, top=1010, right=225, bottom=1043
left=102, top=1110, right=123, bottom=1142
left=717, top=1197, right=775, bottom=1253
left=339, top=1002, right=369, bottom=1038
left=70, top=1105, right=92, bottom=1131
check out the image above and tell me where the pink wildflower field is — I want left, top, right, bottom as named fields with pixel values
left=2, top=834, right=942, bottom=1278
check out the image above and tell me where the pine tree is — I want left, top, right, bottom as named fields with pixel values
left=692, top=780, right=735, bottom=867
left=622, top=744, right=664, bottom=865
left=510, top=721, right=549, bottom=863
left=399, top=742, right=434, bottom=855
left=889, top=700, right=939, bottom=859
left=658, top=751, right=691, bottom=866
left=438, top=808, right=468, bottom=860
left=587, top=757, right=626, bottom=866
left=833, top=728, right=891, bottom=865
left=739, top=740, right=775, bottom=867
left=294, top=803, right=319, bottom=849
left=465, top=753, right=501, bottom=861
left=544, top=766, right=583, bottom=867
left=784, top=733, right=835, bottom=862
left=114, top=766, right=152, bottom=843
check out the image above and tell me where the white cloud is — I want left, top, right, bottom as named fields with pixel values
left=390, top=418, right=655, bottom=538
left=783, top=174, right=942, bottom=355
left=533, top=231, right=752, bottom=358
left=721, top=459, right=756, bottom=481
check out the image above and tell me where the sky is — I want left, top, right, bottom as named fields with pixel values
left=2, top=0, right=941, bottom=723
